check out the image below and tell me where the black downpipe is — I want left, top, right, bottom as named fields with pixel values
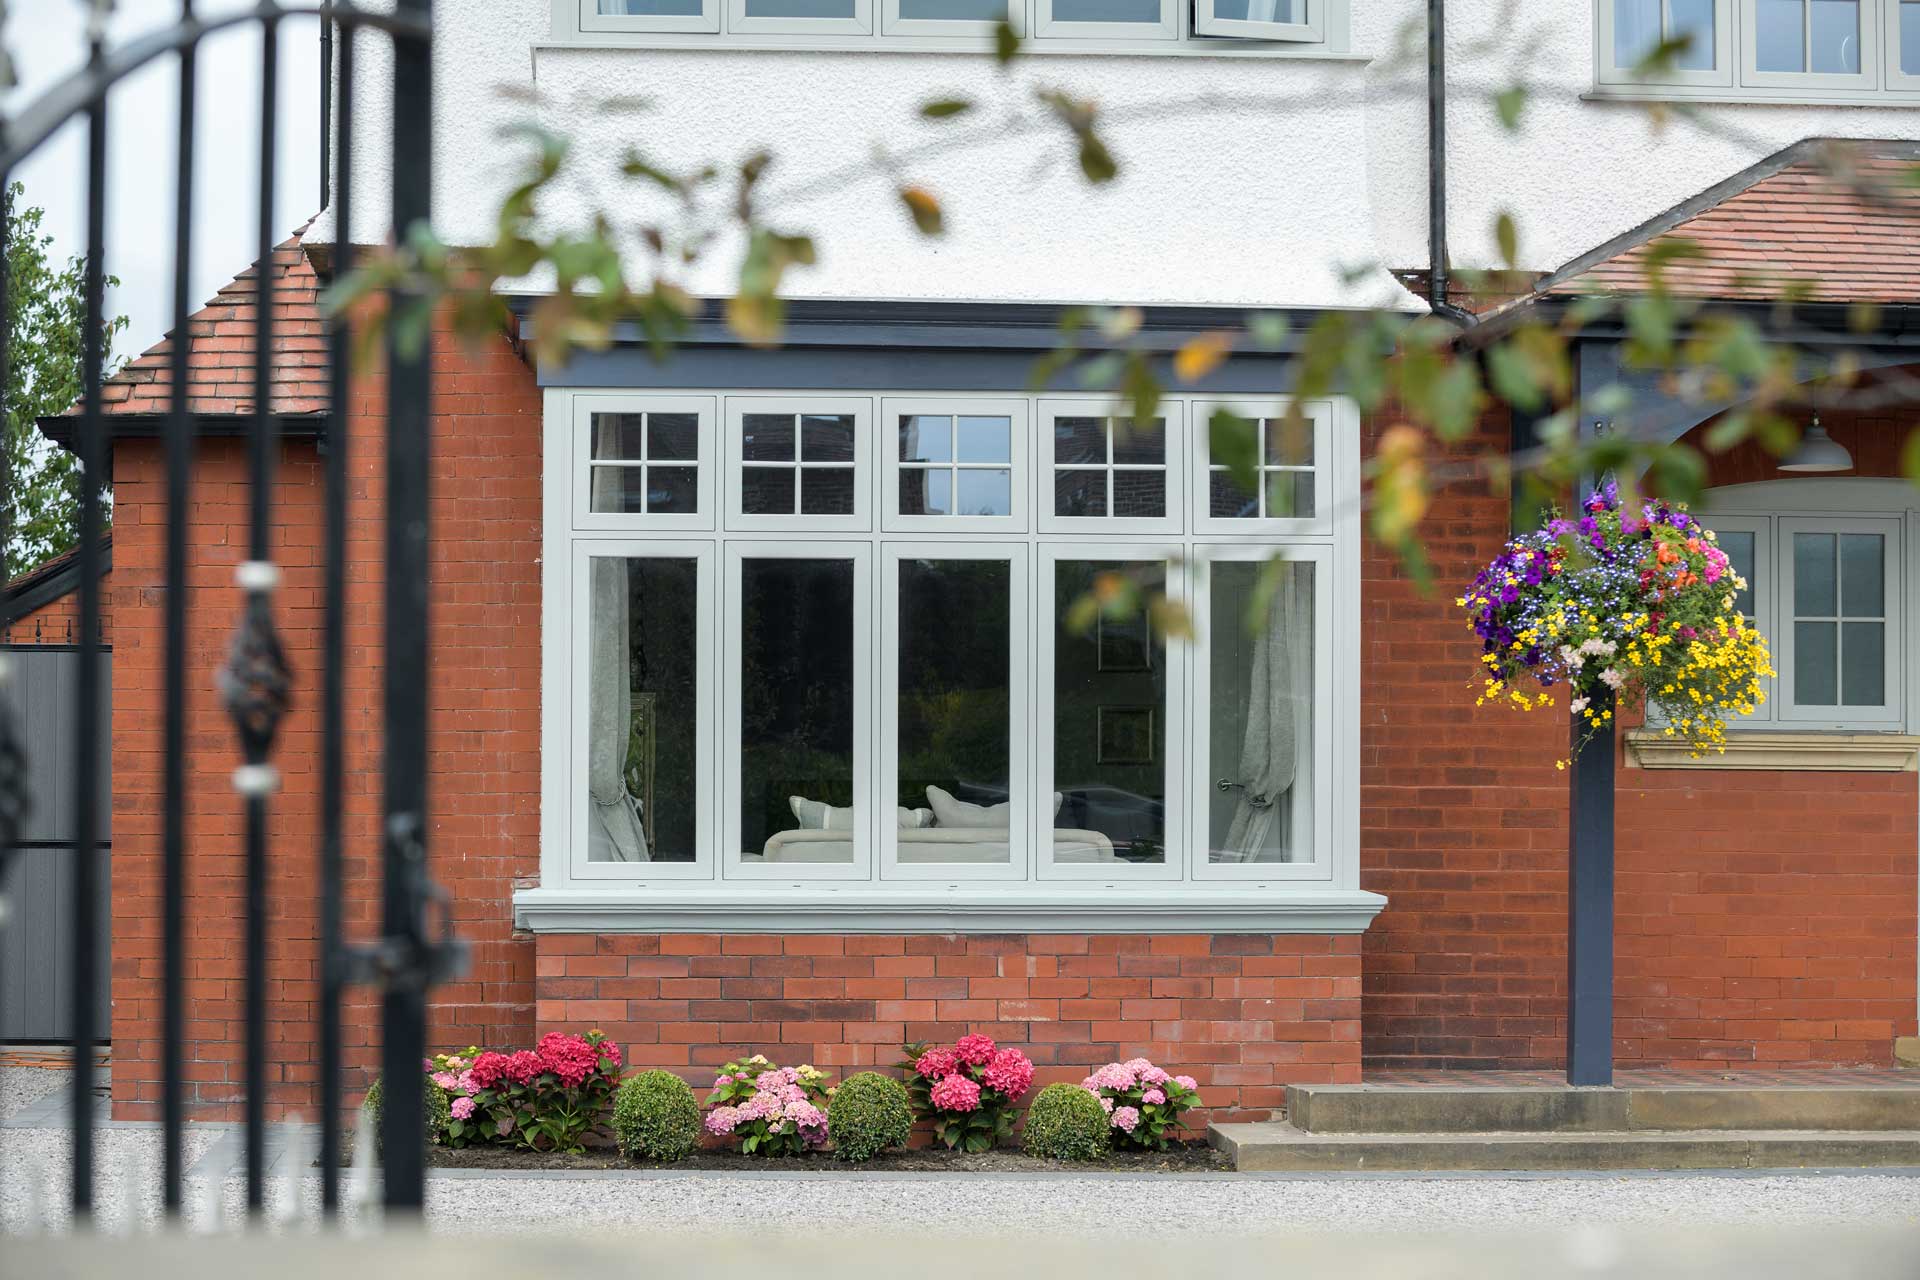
left=1427, top=0, right=1477, bottom=328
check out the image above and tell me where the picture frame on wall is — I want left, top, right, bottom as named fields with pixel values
left=1096, top=610, right=1154, bottom=672
left=1096, top=705, right=1156, bottom=766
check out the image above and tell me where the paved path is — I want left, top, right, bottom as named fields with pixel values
left=6, top=1057, right=1920, bottom=1239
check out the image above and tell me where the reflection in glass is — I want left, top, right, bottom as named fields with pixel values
left=1809, top=0, right=1861, bottom=73
left=901, top=415, right=952, bottom=463
left=741, top=467, right=794, bottom=515
left=1616, top=0, right=1715, bottom=69
left=745, top=0, right=855, bottom=14
left=1210, top=0, right=1301, bottom=19
left=1053, top=561, right=1166, bottom=863
left=1671, top=0, right=1717, bottom=67
left=742, top=559, right=856, bottom=864
left=899, top=0, right=1007, bottom=17
left=802, top=414, right=856, bottom=461
left=600, top=0, right=706, bottom=15
left=957, top=416, right=1012, bottom=463
left=898, top=559, right=1013, bottom=864
left=741, top=414, right=795, bottom=461
left=1904, top=0, right=1920, bottom=74
left=1794, top=532, right=1836, bottom=616
left=956, top=469, right=1013, bottom=515
left=801, top=469, right=857, bottom=514
left=1841, top=533, right=1884, bottom=615
left=587, top=557, right=699, bottom=862
left=1758, top=0, right=1808, bottom=70
left=1054, top=417, right=1106, bottom=465
left=1207, top=560, right=1315, bottom=864
left=1796, top=620, right=1838, bottom=705
left=1717, top=530, right=1756, bottom=617
left=1050, top=0, right=1161, bottom=20
left=1056, top=469, right=1107, bottom=516
left=1842, top=621, right=1886, bottom=706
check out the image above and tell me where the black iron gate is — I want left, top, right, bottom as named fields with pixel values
left=0, top=0, right=461, bottom=1219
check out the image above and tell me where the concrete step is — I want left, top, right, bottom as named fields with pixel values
left=1210, top=1121, right=1920, bottom=1173
left=1285, top=1083, right=1920, bottom=1134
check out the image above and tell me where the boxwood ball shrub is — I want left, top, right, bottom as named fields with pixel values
left=363, top=1074, right=451, bottom=1157
left=827, top=1071, right=914, bottom=1162
left=1022, top=1083, right=1111, bottom=1162
left=614, top=1069, right=702, bottom=1163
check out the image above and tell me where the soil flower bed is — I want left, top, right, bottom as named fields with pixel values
left=421, top=1141, right=1231, bottom=1174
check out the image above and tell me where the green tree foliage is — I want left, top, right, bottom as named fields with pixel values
left=3, top=183, right=126, bottom=579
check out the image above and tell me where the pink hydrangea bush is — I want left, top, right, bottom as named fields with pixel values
left=704, top=1055, right=833, bottom=1157
left=426, top=1029, right=624, bottom=1154
left=900, top=1036, right=1035, bottom=1152
left=1081, top=1058, right=1200, bottom=1151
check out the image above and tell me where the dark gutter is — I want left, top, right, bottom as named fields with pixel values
left=506, top=297, right=1344, bottom=356
left=3, top=538, right=112, bottom=627
left=1427, top=0, right=1476, bottom=328
left=37, top=411, right=328, bottom=454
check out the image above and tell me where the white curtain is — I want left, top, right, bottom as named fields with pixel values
left=1221, top=567, right=1313, bottom=863
left=587, top=551, right=649, bottom=863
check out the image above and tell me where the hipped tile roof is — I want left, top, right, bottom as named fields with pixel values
left=80, top=223, right=328, bottom=418
left=1543, top=140, right=1920, bottom=304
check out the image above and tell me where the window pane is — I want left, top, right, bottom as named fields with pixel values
left=1054, top=417, right=1107, bottom=465
left=740, top=466, right=795, bottom=515
left=587, top=557, right=698, bottom=863
left=1055, top=469, right=1108, bottom=517
left=1210, top=471, right=1257, bottom=519
left=590, top=465, right=647, bottom=514
left=742, top=559, right=856, bottom=865
left=1716, top=529, right=1756, bottom=618
left=1671, top=0, right=1717, bottom=68
left=1809, top=0, right=1860, bottom=72
left=1795, top=620, right=1838, bottom=705
left=901, top=467, right=952, bottom=516
left=800, top=467, right=857, bottom=515
left=1050, top=0, right=1161, bottom=22
left=648, top=413, right=699, bottom=462
left=741, top=413, right=795, bottom=462
left=1207, top=559, right=1315, bottom=865
left=1209, top=0, right=1304, bottom=21
left=1614, top=0, right=1662, bottom=65
left=1112, top=419, right=1165, bottom=465
left=898, top=559, right=1013, bottom=865
left=801, top=414, right=856, bottom=462
left=1054, top=560, right=1166, bottom=865
left=745, top=0, right=855, bottom=15
left=956, top=415, right=1013, bottom=463
left=648, top=465, right=699, bottom=514
left=1905, top=0, right=1920, bottom=74
left=1842, top=621, right=1885, bottom=706
left=599, top=0, right=705, bottom=13
left=1265, top=416, right=1314, bottom=466
left=1794, top=532, right=1836, bottom=616
left=899, top=0, right=1007, bottom=17
left=1841, top=533, right=1884, bottom=616
left=955, top=468, right=1013, bottom=516
left=591, top=412, right=646, bottom=460
left=1757, top=0, right=1807, bottom=71
left=1112, top=470, right=1166, bottom=519
left=1264, top=470, right=1315, bottom=519
left=901, top=415, right=952, bottom=463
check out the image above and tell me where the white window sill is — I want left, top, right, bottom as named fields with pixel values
left=531, top=37, right=1370, bottom=61
left=1626, top=729, right=1920, bottom=772
left=1585, top=86, right=1920, bottom=109
left=512, top=885, right=1388, bottom=934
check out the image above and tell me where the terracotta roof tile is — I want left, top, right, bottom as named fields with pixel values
left=79, top=222, right=329, bottom=418
left=1546, top=141, right=1920, bottom=304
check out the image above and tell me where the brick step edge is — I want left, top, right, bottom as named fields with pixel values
left=1209, top=1122, right=1920, bottom=1173
left=1284, top=1084, right=1920, bottom=1135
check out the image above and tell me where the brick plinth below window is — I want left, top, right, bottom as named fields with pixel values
left=534, top=932, right=1363, bottom=1122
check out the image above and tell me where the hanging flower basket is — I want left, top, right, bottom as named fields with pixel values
left=1459, top=482, right=1775, bottom=765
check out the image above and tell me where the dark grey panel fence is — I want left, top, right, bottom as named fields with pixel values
left=0, top=647, right=111, bottom=1043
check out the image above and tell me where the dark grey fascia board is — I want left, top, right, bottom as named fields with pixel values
left=36, top=411, right=329, bottom=454
left=1473, top=294, right=1920, bottom=351
left=3, top=542, right=111, bottom=625
left=509, top=296, right=1348, bottom=356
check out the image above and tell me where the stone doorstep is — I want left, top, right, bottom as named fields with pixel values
left=1209, top=1122, right=1920, bottom=1173
left=1285, top=1083, right=1920, bottom=1135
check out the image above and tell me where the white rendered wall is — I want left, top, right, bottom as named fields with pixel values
left=316, top=0, right=1920, bottom=311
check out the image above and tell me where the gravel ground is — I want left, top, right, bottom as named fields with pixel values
left=4, top=1060, right=1920, bottom=1240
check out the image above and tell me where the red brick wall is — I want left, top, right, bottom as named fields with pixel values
left=106, top=316, right=544, bottom=1119
left=535, top=933, right=1362, bottom=1122
left=3, top=569, right=111, bottom=645
left=1359, top=400, right=1919, bottom=1070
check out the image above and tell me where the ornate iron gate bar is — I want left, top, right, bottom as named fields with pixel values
left=0, top=0, right=456, bottom=1221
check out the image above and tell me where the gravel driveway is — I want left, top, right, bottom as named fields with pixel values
left=6, top=1055, right=1920, bottom=1240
